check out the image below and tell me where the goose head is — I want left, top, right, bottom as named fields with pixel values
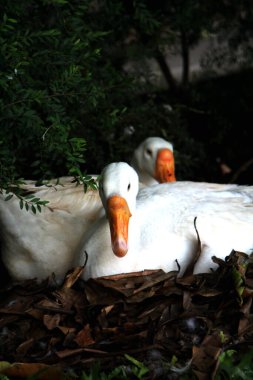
left=131, top=137, right=176, bottom=185
left=99, top=162, right=139, bottom=258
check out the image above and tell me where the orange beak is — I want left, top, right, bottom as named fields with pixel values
left=155, top=148, right=176, bottom=183
left=107, top=195, right=132, bottom=257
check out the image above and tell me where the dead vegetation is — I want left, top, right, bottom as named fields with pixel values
left=0, top=250, right=253, bottom=379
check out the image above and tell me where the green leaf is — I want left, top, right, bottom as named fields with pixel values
left=30, top=197, right=41, bottom=203
left=19, top=199, right=24, bottom=209
left=232, top=267, right=245, bottom=303
left=124, top=354, right=149, bottom=378
left=25, top=194, right=37, bottom=200
left=4, top=194, right=13, bottom=201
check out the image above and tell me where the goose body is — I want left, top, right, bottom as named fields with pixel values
left=0, top=137, right=175, bottom=283
left=0, top=179, right=103, bottom=282
left=77, top=162, right=253, bottom=280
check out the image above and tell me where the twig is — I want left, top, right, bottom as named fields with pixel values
left=229, top=158, right=253, bottom=184
left=183, top=216, right=202, bottom=277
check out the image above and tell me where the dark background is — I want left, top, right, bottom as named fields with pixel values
left=0, top=0, right=252, bottom=186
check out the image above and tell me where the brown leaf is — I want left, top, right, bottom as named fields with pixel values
left=57, top=326, right=76, bottom=335
left=0, top=362, right=64, bottom=380
left=192, top=333, right=222, bottom=379
left=16, top=338, right=34, bottom=356
left=1, top=250, right=253, bottom=377
left=56, top=347, right=107, bottom=359
left=62, top=265, right=85, bottom=289
left=43, top=314, right=61, bottom=330
left=74, top=324, right=95, bottom=347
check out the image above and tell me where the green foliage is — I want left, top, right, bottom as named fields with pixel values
left=80, top=354, right=149, bottom=380
left=0, top=0, right=133, bottom=189
left=216, top=348, right=253, bottom=379
left=0, top=0, right=220, bottom=193
left=0, top=375, right=10, bottom=380
left=124, top=354, right=149, bottom=379
left=0, top=178, right=50, bottom=213
left=133, top=1, right=161, bottom=36
left=1, top=349, right=253, bottom=380
left=1, top=0, right=253, bottom=196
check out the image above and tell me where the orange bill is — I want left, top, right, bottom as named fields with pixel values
left=107, top=195, right=132, bottom=257
left=155, top=148, right=176, bottom=183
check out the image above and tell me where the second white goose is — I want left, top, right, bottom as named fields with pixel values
left=131, top=136, right=176, bottom=185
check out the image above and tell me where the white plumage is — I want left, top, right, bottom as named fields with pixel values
left=0, top=179, right=102, bottom=282
left=131, top=136, right=176, bottom=185
left=77, top=162, right=253, bottom=280
left=0, top=137, right=175, bottom=282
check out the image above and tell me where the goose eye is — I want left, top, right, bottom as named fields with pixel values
left=146, top=148, right=152, bottom=156
left=127, top=183, right=131, bottom=191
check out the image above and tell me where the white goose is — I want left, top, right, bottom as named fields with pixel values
left=0, top=137, right=176, bottom=283
left=0, top=179, right=102, bottom=282
left=131, top=136, right=176, bottom=185
left=77, top=162, right=253, bottom=280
